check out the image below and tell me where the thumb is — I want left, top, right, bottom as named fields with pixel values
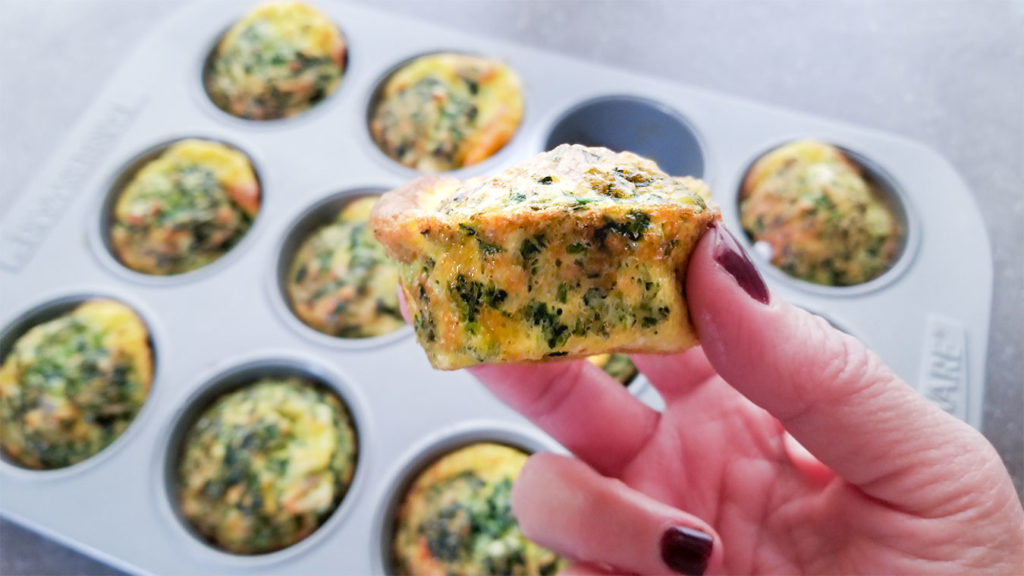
left=686, top=223, right=1005, bottom=515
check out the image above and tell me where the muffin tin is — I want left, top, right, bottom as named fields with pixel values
left=0, top=1, right=992, bottom=574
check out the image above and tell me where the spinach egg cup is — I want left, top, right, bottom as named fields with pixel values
left=0, top=299, right=154, bottom=470
left=285, top=195, right=403, bottom=339
left=739, top=139, right=904, bottom=287
left=204, top=1, right=347, bottom=121
left=108, top=138, right=261, bottom=276
left=369, top=52, right=524, bottom=173
left=391, top=442, right=564, bottom=576
left=175, top=376, right=358, bottom=555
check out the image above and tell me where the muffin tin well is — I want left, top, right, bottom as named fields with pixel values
left=737, top=140, right=918, bottom=295
left=271, top=187, right=412, bottom=349
left=94, top=136, right=266, bottom=284
left=545, top=95, right=706, bottom=179
left=370, top=422, right=559, bottom=576
left=197, top=1, right=352, bottom=126
left=0, top=1, right=992, bottom=574
left=157, top=356, right=367, bottom=566
left=362, top=49, right=529, bottom=180
left=0, top=291, right=160, bottom=478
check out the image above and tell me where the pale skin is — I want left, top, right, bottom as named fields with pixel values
left=405, top=224, right=1024, bottom=575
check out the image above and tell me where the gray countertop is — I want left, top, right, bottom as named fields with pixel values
left=1, top=1, right=1021, bottom=574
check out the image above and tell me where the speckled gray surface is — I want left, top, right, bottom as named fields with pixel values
left=1, top=0, right=1021, bottom=574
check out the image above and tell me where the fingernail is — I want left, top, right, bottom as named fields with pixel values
left=711, top=223, right=770, bottom=305
left=661, top=526, right=713, bottom=576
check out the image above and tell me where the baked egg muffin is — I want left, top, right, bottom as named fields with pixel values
left=392, top=443, right=564, bottom=576
left=110, top=139, right=260, bottom=276
left=286, top=196, right=403, bottom=338
left=369, top=52, right=524, bottom=172
left=370, top=144, right=720, bottom=370
left=0, top=300, right=153, bottom=469
left=740, top=140, right=902, bottom=286
left=205, top=1, right=347, bottom=120
left=177, top=377, right=357, bottom=554
left=587, top=353, right=638, bottom=386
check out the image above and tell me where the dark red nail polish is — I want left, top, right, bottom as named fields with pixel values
left=661, top=526, right=713, bottom=575
left=711, top=223, right=770, bottom=305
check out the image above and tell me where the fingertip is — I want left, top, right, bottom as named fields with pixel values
left=512, top=452, right=568, bottom=540
left=510, top=452, right=722, bottom=576
left=396, top=284, right=411, bottom=323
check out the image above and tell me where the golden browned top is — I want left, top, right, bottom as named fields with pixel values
left=371, top=144, right=714, bottom=264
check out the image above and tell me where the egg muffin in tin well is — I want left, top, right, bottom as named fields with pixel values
left=0, top=300, right=153, bottom=470
left=370, top=52, right=524, bottom=173
left=287, top=196, right=403, bottom=339
left=177, top=378, right=357, bottom=555
left=110, top=139, right=260, bottom=276
left=205, top=1, right=347, bottom=120
left=740, top=140, right=903, bottom=286
left=393, top=443, right=564, bottom=576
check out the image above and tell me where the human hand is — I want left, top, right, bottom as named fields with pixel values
left=468, top=223, right=1024, bottom=575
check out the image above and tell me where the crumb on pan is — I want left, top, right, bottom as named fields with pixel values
left=587, top=353, right=639, bottom=385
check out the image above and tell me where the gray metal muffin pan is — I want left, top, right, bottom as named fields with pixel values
left=0, top=1, right=991, bottom=574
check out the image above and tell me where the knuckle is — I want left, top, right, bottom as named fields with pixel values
left=522, top=361, right=586, bottom=422
left=782, top=314, right=896, bottom=426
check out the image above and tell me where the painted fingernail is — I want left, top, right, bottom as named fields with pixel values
left=661, top=526, right=713, bottom=576
left=711, top=223, right=770, bottom=305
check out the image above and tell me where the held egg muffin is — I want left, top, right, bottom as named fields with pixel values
left=371, top=144, right=720, bottom=370
left=392, top=443, right=564, bottom=576
left=177, top=378, right=357, bottom=555
left=369, top=52, right=524, bottom=172
left=109, top=139, right=260, bottom=276
left=587, top=353, right=638, bottom=386
left=0, top=300, right=153, bottom=469
left=739, top=140, right=902, bottom=286
left=286, top=196, right=403, bottom=338
left=205, top=1, right=347, bottom=120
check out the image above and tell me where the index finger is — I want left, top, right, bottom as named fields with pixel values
left=470, top=360, right=659, bottom=477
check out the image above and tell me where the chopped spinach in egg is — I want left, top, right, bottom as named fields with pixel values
left=287, top=196, right=403, bottom=338
left=393, top=443, right=564, bottom=576
left=370, top=53, right=523, bottom=172
left=205, top=1, right=347, bottom=120
left=110, top=139, right=260, bottom=276
left=177, top=378, right=357, bottom=554
left=740, top=140, right=902, bottom=286
left=371, top=144, right=720, bottom=370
